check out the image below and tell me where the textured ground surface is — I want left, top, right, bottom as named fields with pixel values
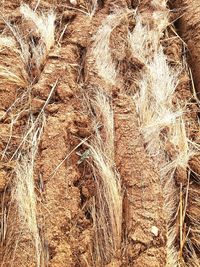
left=172, top=0, right=200, bottom=96
left=0, top=1, right=199, bottom=267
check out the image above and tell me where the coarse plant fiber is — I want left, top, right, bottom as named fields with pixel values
left=20, top=4, right=56, bottom=80
left=88, top=90, right=122, bottom=265
left=92, top=9, right=132, bottom=85
left=0, top=4, right=56, bottom=85
left=0, top=36, right=28, bottom=88
left=130, top=9, right=199, bottom=267
left=12, top=115, right=45, bottom=267
left=20, top=4, right=55, bottom=52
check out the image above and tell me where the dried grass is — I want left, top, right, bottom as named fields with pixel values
left=92, top=9, right=132, bottom=85
left=20, top=4, right=55, bottom=80
left=68, top=0, right=98, bottom=17
left=0, top=36, right=29, bottom=88
left=2, top=78, right=57, bottom=266
left=20, top=4, right=55, bottom=52
left=83, top=0, right=98, bottom=17
left=88, top=90, right=122, bottom=265
left=130, top=10, right=199, bottom=267
left=0, top=2, right=199, bottom=267
left=12, top=116, right=44, bottom=267
left=0, top=4, right=56, bottom=84
left=0, top=9, right=56, bottom=261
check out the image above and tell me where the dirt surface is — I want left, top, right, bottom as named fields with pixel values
left=114, top=95, right=166, bottom=267
left=172, top=0, right=200, bottom=96
left=0, top=1, right=199, bottom=267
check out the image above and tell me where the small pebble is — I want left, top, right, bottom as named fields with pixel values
left=151, top=226, right=159, bottom=237
left=70, top=0, right=77, bottom=5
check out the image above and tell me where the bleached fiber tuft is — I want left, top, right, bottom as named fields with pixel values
left=13, top=116, right=45, bottom=267
left=20, top=4, right=56, bottom=52
left=86, top=0, right=98, bottom=17
left=0, top=36, right=16, bottom=49
left=88, top=90, right=122, bottom=265
left=129, top=15, right=168, bottom=64
left=0, top=36, right=29, bottom=88
left=135, top=48, right=181, bottom=157
left=151, top=0, right=166, bottom=8
left=92, top=10, right=131, bottom=84
left=169, top=118, right=197, bottom=168
left=129, top=11, right=194, bottom=266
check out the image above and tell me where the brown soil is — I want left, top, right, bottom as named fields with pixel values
left=114, top=95, right=166, bottom=267
left=172, top=0, right=200, bottom=96
left=0, top=1, right=199, bottom=267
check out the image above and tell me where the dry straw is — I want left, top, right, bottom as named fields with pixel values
left=88, top=90, right=122, bottom=265
left=13, top=116, right=45, bottom=267
left=20, top=4, right=55, bottom=52
left=129, top=7, right=199, bottom=267
left=0, top=4, right=56, bottom=266
left=0, top=36, right=28, bottom=88
left=92, top=9, right=132, bottom=85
